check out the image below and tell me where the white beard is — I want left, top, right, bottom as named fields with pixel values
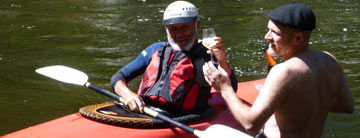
left=166, top=23, right=198, bottom=51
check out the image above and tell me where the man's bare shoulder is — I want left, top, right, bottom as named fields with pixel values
left=268, top=63, right=292, bottom=79
left=276, top=57, right=309, bottom=75
left=265, top=63, right=301, bottom=92
left=322, top=51, right=337, bottom=60
left=264, top=57, right=312, bottom=95
left=285, top=50, right=340, bottom=73
left=311, top=50, right=343, bottom=71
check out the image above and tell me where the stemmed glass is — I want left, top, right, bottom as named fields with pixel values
left=202, top=28, right=218, bottom=66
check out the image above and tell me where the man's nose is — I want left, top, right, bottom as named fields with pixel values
left=170, top=30, right=183, bottom=38
left=174, top=30, right=185, bottom=37
left=264, top=30, right=272, bottom=40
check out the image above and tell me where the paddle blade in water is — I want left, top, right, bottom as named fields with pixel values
left=196, top=124, right=253, bottom=138
left=36, top=65, right=88, bottom=86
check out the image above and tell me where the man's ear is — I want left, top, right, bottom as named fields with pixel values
left=294, top=32, right=305, bottom=46
left=295, top=32, right=303, bottom=41
left=196, top=20, right=200, bottom=30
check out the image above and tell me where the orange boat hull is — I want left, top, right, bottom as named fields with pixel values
left=2, top=79, right=264, bottom=138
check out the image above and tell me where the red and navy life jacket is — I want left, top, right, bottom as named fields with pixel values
left=137, top=43, right=211, bottom=115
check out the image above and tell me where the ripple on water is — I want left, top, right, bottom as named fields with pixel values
left=94, top=57, right=132, bottom=67
left=340, top=58, right=360, bottom=65
left=84, top=47, right=120, bottom=54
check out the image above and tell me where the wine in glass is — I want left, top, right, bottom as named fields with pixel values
left=202, top=28, right=218, bottom=66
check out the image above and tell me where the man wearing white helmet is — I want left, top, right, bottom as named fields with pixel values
left=110, top=1, right=237, bottom=116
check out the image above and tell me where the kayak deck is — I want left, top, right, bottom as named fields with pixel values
left=2, top=79, right=264, bottom=138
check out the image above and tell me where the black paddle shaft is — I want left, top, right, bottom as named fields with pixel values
left=86, top=83, right=120, bottom=100
left=85, top=83, right=196, bottom=135
left=156, top=113, right=195, bottom=134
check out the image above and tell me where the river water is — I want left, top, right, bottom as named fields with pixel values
left=0, top=0, right=359, bottom=137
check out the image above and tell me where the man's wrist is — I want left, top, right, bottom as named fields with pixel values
left=220, top=85, right=235, bottom=97
left=219, top=60, right=232, bottom=76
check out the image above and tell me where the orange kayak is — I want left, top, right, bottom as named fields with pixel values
left=2, top=79, right=264, bottom=138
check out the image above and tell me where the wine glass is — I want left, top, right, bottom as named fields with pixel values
left=202, top=28, right=218, bottom=66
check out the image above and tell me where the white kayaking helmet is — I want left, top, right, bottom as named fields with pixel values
left=163, top=1, right=198, bottom=25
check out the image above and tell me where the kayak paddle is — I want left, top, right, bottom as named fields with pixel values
left=35, top=65, right=253, bottom=138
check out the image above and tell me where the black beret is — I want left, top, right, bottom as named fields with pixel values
left=267, top=3, right=316, bottom=30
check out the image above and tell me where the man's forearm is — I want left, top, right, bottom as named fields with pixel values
left=114, top=80, right=135, bottom=97
left=221, top=86, right=261, bottom=135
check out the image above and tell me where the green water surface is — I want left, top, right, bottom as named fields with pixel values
left=0, top=0, right=359, bottom=137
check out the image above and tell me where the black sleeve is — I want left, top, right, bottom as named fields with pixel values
left=229, top=70, right=238, bottom=92
left=110, top=42, right=165, bottom=89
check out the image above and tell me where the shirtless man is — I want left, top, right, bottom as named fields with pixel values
left=203, top=3, right=354, bottom=138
